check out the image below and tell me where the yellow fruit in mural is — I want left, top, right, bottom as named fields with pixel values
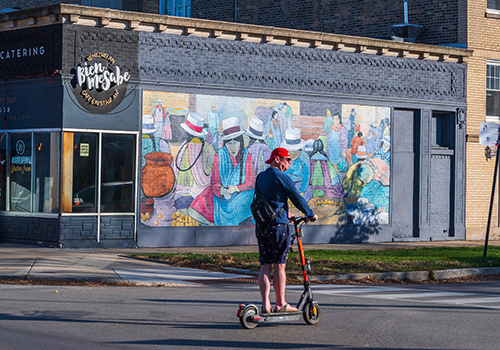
left=155, top=220, right=159, bottom=226
left=158, top=214, right=163, bottom=220
left=145, top=212, right=150, bottom=220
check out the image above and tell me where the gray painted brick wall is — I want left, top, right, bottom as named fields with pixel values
left=63, top=25, right=466, bottom=105
left=0, top=216, right=59, bottom=245
left=59, top=216, right=134, bottom=248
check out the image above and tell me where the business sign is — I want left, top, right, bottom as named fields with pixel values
left=0, top=25, right=59, bottom=77
left=71, top=52, right=130, bottom=114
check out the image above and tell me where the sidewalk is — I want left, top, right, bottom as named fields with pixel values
left=0, top=240, right=499, bottom=286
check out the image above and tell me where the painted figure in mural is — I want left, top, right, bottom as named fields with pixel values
left=246, top=117, right=272, bottom=175
left=375, top=118, right=390, bottom=150
left=152, top=100, right=172, bottom=142
left=189, top=117, right=256, bottom=226
left=359, top=136, right=391, bottom=223
left=309, top=139, right=344, bottom=199
left=350, top=131, right=365, bottom=164
left=207, top=103, right=221, bottom=150
left=142, top=114, right=159, bottom=165
left=347, top=108, right=357, bottom=146
left=323, top=109, right=334, bottom=135
left=326, top=112, right=349, bottom=174
left=267, top=109, right=287, bottom=150
left=365, top=122, right=378, bottom=154
left=255, top=147, right=317, bottom=314
left=342, top=145, right=371, bottom=199
left=277, top=102, right=293, bottom=129
left=173, top=112, right=215, bottom=209
left=281, top=128, right=312, bottom=202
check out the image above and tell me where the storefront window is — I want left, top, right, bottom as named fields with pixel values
left=68, top=133, right=98, bottom=213
left=62, top=132, right=136, bottom=214
left=100, top=134, right=135, bottom=213
left=9, top=133, right=32, bottom=212
left=0, top=134, right=6, bottom=211
left=34, top=133, right=60, bottom=213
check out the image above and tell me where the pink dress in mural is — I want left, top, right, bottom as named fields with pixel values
left=188, top=147, right=255, bottom=225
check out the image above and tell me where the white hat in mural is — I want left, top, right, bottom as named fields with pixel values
left=180, top=113, right=207, bottom=138
left=304, top=139, right=314, bottom=154
left=142, top=114, right=158, bottom=135
left=157, top=99, right=163, bottom=104
left=220, top=117, right=245, bottom=141
left=357, top=145, right=367, bottom=159
left=245, top=117, right=265, bottom=140
left=281, top=128, right=306, bottom=151
left=382, top=135, right=391, bottom=145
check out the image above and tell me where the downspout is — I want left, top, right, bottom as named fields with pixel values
left=234, top=0, right=237, bottom=22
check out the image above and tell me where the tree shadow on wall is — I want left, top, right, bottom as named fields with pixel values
left=303, top=220, right=384, bottom=245
left=327, top=223, right=382, bottom=244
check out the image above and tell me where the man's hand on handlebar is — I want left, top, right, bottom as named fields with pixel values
left=306, top=214, right=318, bottom=223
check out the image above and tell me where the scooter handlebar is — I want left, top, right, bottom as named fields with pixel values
left=291, top=215, right=315, bottom=236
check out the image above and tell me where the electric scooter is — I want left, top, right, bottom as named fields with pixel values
left=237, top=216, right=321, bottom=329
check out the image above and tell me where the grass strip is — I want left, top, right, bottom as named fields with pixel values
left=132, top=246, right=500, bottom=277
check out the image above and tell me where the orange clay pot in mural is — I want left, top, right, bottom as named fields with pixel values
left=142, top=152, right=175, bottom=197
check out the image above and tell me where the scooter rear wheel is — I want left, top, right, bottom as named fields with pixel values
left=303, top=302, right=321, bottom=325
left=239, top=306, right=259, bottom=329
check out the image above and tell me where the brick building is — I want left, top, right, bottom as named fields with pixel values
left=0, top=4, right=470, bottom=247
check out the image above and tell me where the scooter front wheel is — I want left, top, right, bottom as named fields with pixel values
left=303, top=302, right=321, bottom=325
left=239, top=306, right=259, bottom=329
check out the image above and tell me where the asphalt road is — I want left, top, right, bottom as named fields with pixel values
left=1, top=281, right=500, bottom=350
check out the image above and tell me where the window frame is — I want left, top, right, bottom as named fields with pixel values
left=487, top=60, right=500, bottom=120
left=160, top=0, right=191, bottom=17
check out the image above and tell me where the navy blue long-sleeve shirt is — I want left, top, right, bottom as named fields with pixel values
left=256, top=167, right=314, bottom=225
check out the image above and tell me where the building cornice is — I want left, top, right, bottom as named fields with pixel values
left=0, top=4, right=472, bottom=63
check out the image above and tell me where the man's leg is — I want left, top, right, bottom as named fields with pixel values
left=258, top=264, right=272, bottom=312
left=274, top=263, right=298, bottom=311
left=273, top=263, right=286, bottom=309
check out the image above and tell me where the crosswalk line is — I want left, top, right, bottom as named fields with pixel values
left=367, top=291, right=473, bottom=299
left=437, top=296, right=500, bottom=305
left=315, top=287, right=415, bottom=294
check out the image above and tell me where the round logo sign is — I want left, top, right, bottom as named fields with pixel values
left=16, top=140, right=25, bottom=155
left=71, top=52, right=131, bottom=114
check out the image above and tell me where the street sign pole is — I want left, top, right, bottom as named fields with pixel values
left=484, top=129, right=500, bottom=258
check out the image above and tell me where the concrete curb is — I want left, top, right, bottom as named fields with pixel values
left=311, top=271, right=430, bottom=282
left=430, top=267, right=500, bottom=280
left=223, top=266, right=500, bottom=282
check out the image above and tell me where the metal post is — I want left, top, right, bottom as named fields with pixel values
left=403, top=0, right=409, bottom=24
left=484, top=129, right=500, bottom=258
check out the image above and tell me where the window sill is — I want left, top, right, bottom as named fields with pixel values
left=486, top=10, right=500, bottom=19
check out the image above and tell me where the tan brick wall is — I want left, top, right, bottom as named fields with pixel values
left=465, top=0, right=500, bottom=240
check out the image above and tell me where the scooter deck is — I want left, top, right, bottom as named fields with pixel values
left=254, top=311, right=302, bottom=323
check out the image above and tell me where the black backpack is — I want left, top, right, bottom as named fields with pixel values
left=250, top=174, right=284, bottom=228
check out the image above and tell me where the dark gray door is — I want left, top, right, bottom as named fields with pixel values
left=392, top=109, right=420, bottom=238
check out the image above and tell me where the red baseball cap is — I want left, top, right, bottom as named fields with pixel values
left=265, top=147, right=291, bottom=164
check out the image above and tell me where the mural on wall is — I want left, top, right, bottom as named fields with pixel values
left=140, top=91, right=391, bottom=228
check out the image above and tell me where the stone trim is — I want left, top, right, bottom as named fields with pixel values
left=0, top=4, right=472, bottom=64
